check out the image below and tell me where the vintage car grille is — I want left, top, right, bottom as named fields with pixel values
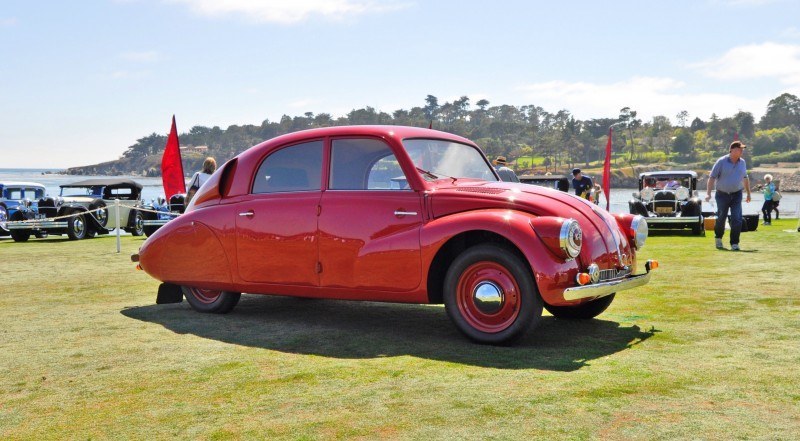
left=599, top=266, right=631, bottom=282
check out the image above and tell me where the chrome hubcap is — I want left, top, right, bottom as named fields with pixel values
left=473, top=281, right=504, bottom=314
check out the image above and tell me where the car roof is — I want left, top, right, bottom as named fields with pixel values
left=248, top=125, right=475, bottom=151
left=639, top=171, right=697, bottom=178
left=61, top=178, right=143, bottom=189
left=0, top=181, right=47, bottom=188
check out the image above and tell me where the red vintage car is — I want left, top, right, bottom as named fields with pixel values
left=134, top=126, right=657, bottom=344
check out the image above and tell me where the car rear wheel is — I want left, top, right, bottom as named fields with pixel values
left=130, top=210, right=145, bottom=236
left=444, top=244, right=542, bottom=345
left=544, top=294, right=616, bottom=319
left=66, top=211, right=87, bottom=240
left=182, top=286, right=241, bottom=314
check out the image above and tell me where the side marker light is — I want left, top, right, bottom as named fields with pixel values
left=576, top=273, right=592, bottom=285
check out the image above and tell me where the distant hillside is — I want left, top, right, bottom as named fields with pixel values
left=65, top=93, right=800, bottom=189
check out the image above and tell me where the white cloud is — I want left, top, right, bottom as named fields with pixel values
left=781, top=27, right=800, bottom=39
left=689, top=42, right=800, bottom=84
left=168, top=0, right=410, bottom=24
left=119, top=51, right=161, bottom=62
left=517, top=76, right=769, bottom=122
left=0, top=17, right=18, bottom=27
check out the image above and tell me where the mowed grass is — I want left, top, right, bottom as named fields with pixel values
left=1, top=221, right=799, bottom=440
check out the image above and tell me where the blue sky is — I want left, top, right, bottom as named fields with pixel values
left=2, top=0, right=800, bottom=168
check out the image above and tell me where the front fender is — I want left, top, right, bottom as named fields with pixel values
left=420, top=209, right=581, bottom=305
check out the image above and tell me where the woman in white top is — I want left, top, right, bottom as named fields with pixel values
left=186, top=157, right=216, bottom=204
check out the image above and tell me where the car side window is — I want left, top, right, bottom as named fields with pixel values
left=253, top=140, right=323, bottom=194
left=330, top=138, right=409, bottom=190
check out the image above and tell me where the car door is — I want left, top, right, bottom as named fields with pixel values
left=235, top=140, right=323, bottom=286
left=318, top=137, right=423, bottom=292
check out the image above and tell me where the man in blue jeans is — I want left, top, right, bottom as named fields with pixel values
left=705, top=141, right=751, bottom=250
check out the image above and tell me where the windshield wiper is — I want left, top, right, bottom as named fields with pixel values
left=416, top=167, right=459, bottom=184
left=416, top=167, right=439, bottom=180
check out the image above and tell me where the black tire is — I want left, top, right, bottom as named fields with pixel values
left=692, top=220, right=705, bottom=236
left=66, top=211, right=87, bottom=240
left=0, top=205, right=9, bottom=236
left=629, top=201, right=648, bottom=217
left=544, top=294, right=616, bottom=320
left=130, top=210, right=145, bottom=236
left=89, top=200, right=108, bottom=228
left=444, top=244, right=542, bottom=345
left=8, top=211, right=30, bottom=241
left=182, top=286, right=241, bottom=314
left=142, top=211, right=160, bottom=237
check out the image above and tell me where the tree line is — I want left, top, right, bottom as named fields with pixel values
left=119, top=92, right=800, bottom=173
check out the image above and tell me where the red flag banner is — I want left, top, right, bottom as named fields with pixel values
left=161, top=115, right=185, bottom=200
left=602, top=128, right=613, bottom=211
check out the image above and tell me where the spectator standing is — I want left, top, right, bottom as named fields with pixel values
left=493, top=156, right=519, bottom=182
left=761, top=174, right=776, bottom=225
left=571, top=168, right=593, bottom=200
left=186, top=157, right=217, bottom=204
left=705, top=141, right=751, bottom=251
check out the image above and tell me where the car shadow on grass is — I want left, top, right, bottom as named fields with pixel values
left=121, top=295, right=658, bottom=372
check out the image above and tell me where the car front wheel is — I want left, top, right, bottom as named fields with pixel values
left=182, top=286, right=241, bottom=314
left=544, top=294, right=616, bottom=319
left=66, top=211, right=87, bottom=240
left=444, top=244, right=542, bottom=345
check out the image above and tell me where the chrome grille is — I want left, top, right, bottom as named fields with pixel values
left=598, top=267, right=631, bottom=282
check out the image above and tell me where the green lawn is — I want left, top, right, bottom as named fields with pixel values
left=2, top=222, right=799, bottom=439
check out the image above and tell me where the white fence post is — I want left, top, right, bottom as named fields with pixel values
left=115, top=199, right=121, bottom=253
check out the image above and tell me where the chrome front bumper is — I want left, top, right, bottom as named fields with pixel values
left=562, top=263, right=655, bottom=301
left=644, top=216, right=701, bottom=224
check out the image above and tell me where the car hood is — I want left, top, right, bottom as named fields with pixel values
left=428, top=180, right=634, bottom=269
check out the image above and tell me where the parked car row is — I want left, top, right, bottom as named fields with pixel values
left=1, top=179, right=182, bottom=242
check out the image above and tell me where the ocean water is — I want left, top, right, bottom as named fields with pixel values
left=1, top=168, right=798, bottom=217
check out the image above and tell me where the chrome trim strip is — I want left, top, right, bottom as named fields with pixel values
left=142, top=220, right=170, bottom=226
left=562, top=269, right=652, bottom=301
left=7, top=221, right=67, bottom=229
left=644, top=217, right=701, bottom=224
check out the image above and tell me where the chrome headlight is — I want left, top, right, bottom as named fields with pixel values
left=630, top=215, right=648, bottom=249
left=640, top=187, right=654, bottom=202
left=559, top=219, right=583, bottom=259
left=675, top=186, right=690, bottom=201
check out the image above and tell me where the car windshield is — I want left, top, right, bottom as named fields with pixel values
left=402, top=139, right=498, bottom=181
left=61, top=186, right=104, bottom=197
left=643, top=177, right=690, bottom=190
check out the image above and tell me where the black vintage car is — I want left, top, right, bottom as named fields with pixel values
left=9, top=179, right=146, bottom=241
left=518, top=174, right=570, bottom=192
left=629, top=171, right=704, bottom=235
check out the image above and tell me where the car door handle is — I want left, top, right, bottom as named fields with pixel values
left=394, top=210, right=417, bottom=217
left=238, top=210, right=254, bottom=217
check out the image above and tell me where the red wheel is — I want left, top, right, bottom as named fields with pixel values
left=182, top=286, right=241, bottom=314
left=455, top=261, right=521, bottom=333
left=444, top=244, right=542, bottom=344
